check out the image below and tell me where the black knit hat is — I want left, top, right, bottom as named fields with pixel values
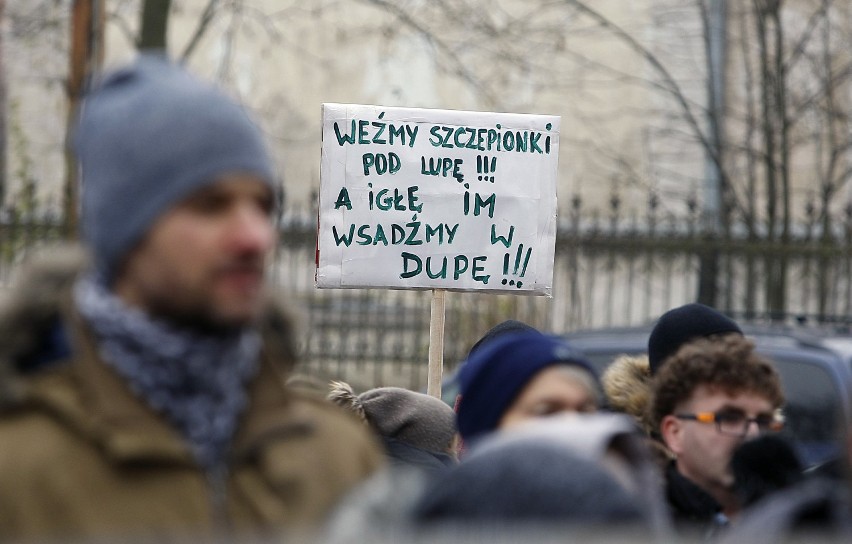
left=647, top=303, right=743, bottom=375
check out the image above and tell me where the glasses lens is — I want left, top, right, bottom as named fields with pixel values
left=715, top=412, right=781, bottom=435
left=715, top=412, right=747, bottom=435
left=755, top=415, right=780, bottom=432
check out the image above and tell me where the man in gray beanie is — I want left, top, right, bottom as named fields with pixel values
left=0, top=55, right=382, bottom=542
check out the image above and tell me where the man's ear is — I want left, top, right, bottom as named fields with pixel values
left=660, top=414, right=684, bottom=456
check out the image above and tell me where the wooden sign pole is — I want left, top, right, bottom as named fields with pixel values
left=427, top=289, right=446, bottom=399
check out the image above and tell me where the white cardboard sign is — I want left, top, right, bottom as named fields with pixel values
left=317, top=103, right=559, bottom=295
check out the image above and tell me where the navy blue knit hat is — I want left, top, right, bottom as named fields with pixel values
left=456, top=332, right=598, bottom=442
left=467, top=319, right=540, bottom=358
left=74, top=54, right=277, bottom=283
left=647, top=303, right=743, bottom=375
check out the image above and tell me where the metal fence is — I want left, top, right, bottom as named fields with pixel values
left=272, top=195, right=852, bottom=391
left=5, top=196, right=852, bottom=391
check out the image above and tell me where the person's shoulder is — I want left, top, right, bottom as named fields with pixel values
left=0, top=409, right=91, bottom=538
left=0, top=406, right=90, bottom=489
left=285, top=389, right=384, bottom=461
left=251, top=388, right=385, bottom=495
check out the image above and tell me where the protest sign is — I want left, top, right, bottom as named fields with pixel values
left=317, top=103, right=559, bottom=296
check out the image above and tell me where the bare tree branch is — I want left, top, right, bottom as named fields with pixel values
left=782, top=0, right=830, bottom=73
left=355, top=0, right=502, bottom=108
left=180, top=0, right=221, bottom=62
left=561, top=0, right=744, bottom=219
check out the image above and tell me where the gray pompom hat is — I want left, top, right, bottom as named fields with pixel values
left=74, top=54, right=277, bottom=283
left=329, top=381, right=457, bottom=453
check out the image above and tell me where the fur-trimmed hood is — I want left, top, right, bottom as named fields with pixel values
left=0, top=245, right=85, bottom=405
left=0, top=243, right=300, bottom=406
left=601, top=354, right=654, bottom=434
left=601, top=354, right=675, bottom=468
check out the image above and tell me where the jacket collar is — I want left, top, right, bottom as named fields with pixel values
left=26, top=304, right=310, bottom=467
left=5, top=245, right=306, bottom=467
left=665, top=461, right=725, bottom=521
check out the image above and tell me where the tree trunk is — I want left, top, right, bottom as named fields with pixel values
left=773, top=4, right=790, bottom=243
left=65, top=0, right=105, bottom=238
left=755, top=1, right=777, bottom=242
left=139, top=0, right=172, bottom=50
left=0, top=0, right=6, bottom=205
left=772, top=3, right=788, bottom=318
left=754, top=0, right=788, bottom=319
left=738, top=6, right=759, bottom=239
left=696, top=0, right=728, bottom=307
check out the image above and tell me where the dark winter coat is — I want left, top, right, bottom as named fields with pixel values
left=382, top=436, right=456, bottom=475
left=0, top=246, right=383, bottom=542
left=665, top=462, right=729, bottom=540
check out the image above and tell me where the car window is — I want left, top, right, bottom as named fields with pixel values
left=770, top=356, right=845, bottom=464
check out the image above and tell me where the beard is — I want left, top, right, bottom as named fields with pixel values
left=143, top=279, right=267, bottom=335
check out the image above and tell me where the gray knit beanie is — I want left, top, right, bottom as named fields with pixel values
left=74, top=54, right=276, bottom=283
left=329, top=382, right=457, bottom=453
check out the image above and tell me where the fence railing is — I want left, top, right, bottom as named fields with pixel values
left=5, top=196, right=852, bottom=391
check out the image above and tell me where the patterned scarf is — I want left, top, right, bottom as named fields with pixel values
left=73, top=275, right=260, bottom=470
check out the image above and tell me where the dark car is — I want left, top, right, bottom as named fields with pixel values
left=562, top=324, right=852, bottom=468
